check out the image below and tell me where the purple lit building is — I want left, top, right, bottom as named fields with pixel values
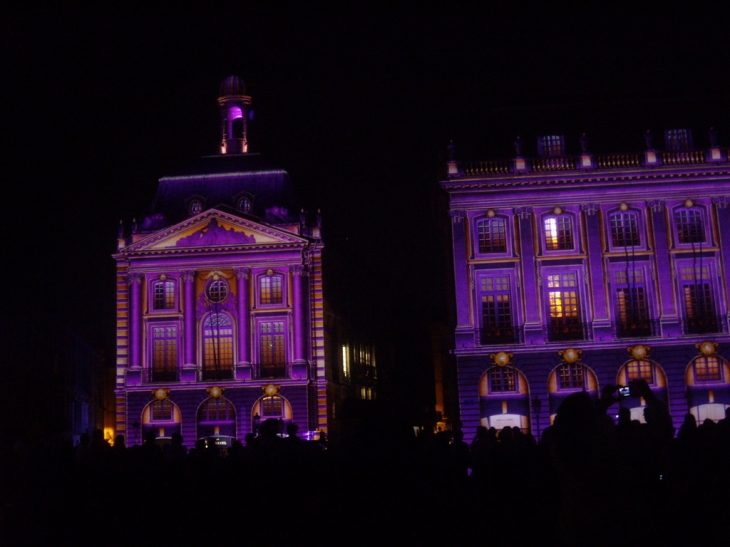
left=114, top=77, right=329, bottom=446
left=442, top=130, right=730, bottom=436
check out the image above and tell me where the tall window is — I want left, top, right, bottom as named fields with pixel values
left=675, top=209, right=705, bottom=244
left=615, top=269, right=651, bottom=337
left=558, top=363, right=585, bottom=389
left=477, top=218, right=507, bottom=253
left=150, top=325, right=178, bottom=381
left=681, top=265, right=718, bottom=334
left=153, top=280, right=175, bottom=310
left=259, top=321, right=286, bottom=377
left=342, top=345, right=350, bottom=378
left=202, top=313, right=234, bottom=380
left=547, top=272, right=583, bottom=341
left=480, top=275, right=514, bottom=343
left=544, top=216, right=574, bottom=251
left=489, top=367, right=516, bottom=392
left=260, top=275, right=283, bottom=305
left=610, top=212, right=640, bottom=247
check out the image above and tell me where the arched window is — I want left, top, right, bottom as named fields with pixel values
left=617, top=359, right=668, bottom=423
left=202, top=313, right=234, bottom=381
left=691, top=355, right=723, bottom=383
left=141, top=398, right=181, bottom=440
left=686, top=354, right=730, bottom=423
left=489, top=366, right=516, bottom=392
left=479, top=366, right=530, bottom=432
left=253, top=394, right=293, bottom=423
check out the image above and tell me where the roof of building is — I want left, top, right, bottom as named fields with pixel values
left=141, top=153, right=299, bottom=232
left=219, top=75, right=247, bottom=97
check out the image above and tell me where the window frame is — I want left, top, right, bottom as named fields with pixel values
left=146, top=320, right=181, bottom=382
left=200, top=312, right=236, bottom=380
left=472, top=212, right=512, bottom=257
left=605, top=207, right=646, bottom=252
left=147, top=276, right=179, bottom=314
left=541, top=265, right=588, bottom=342
left=539, top=209, right=580, bottom=255
left=254, top=316, right=290, bottom=377
left=671, top=202, right=713, bottom=249
left=255, top=270, right=288, bottom=308
left=607, top=261, right=656, bottom=338
left=675, top=257, right=722, bottom=335
left=691, top=355, right=724, bottom=384
left=474, top=268, right=519, bottom=345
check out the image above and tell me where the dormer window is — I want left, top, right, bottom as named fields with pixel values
left=665, top=129, right=692, bottom=151
left=238, top=196, right=252, bottom=214
left=538, top=135, right=565, bottom=157
left=189, top=200, right=203, bottom=216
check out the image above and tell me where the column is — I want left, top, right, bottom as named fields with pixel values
left=450, top=210, right=473, bottom=348
left=180, top=270, right=198, bottom=382
left=126, top=272, right=143, bottom=386
left=290, top=265, right=308, bottom=379
left=234, top=267, right=252, bottom=380
left=516, top=207, right=543, bottom=345
left=582, top=203, right=612, bottom=340
left=649, top=200, right=681, bottom=336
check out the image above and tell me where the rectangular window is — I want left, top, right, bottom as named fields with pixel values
left=627, top=360, right=654, bottom=382
left=152, top=280, right=176, bottom=310
left=544, top=217, right=574, bottom=251
left=261, top=276, right=283, bottom=305
left=538, top=135, right=565, bottom=156
left=675, top=209, right=705, bottom=244
left=261, top=397, right=283, bottom=417
left=610, top=213, right=640, bottom=247
left=694, top=357, right=721, bottom=382
left=151, top=325, right=178, bottom=381
left=615, top=269, right=652, bottom=337
left=665, top=129, right=692, bottom=151
left=480, top=275, right=514, bottom=344
left=152, top=400, right=173, bottom=421
left=342, top=345, right=350, bottom=378
left=258, top=320, right=286, bottom=378
left=477, top=218, right=507, bottom=253
left=547, top=272, right=583, bottom=341
left=558, top=363, right=585, bottom=389
left=490, top=368, right=516, bottom=392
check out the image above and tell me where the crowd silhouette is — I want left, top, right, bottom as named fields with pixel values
left=2, top=382, right=730, bottom=546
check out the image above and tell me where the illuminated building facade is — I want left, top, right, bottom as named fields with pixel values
left=114, top=77, right=327, bottom=446
left=442, top=130, right=730, bottom=436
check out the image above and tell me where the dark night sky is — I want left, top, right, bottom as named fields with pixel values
left=4, top=4, right=730, bottom=404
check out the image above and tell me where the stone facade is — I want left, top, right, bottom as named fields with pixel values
left=441, top=131, right=730, bottom=437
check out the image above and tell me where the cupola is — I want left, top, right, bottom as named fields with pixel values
left=218, top=75, right=252, bottom=154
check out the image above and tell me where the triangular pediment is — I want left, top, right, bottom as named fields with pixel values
left=125, top=209, right=306, bottom=253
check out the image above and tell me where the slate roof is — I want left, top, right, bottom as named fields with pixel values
left=141, top=153, right=299, bottom=231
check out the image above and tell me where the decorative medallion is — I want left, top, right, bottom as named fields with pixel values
left=684, top=199, right=694, bottom=208
left=559, top=348, right=582, bottom=363
left=262, top=384, right=281, bottom=396
left=207, top=386, right=225, bottom=399
left=266, top=268, right=274, bottom=276
left=490, top=352, right=513, bottom=367
left=159, top=273, right=167, bottom=281
left=619, top=202, right=629, bottom=212
left=152, top=388, right=170, bottom=401
left=627, top=344, right=650, bottom=360
left=697, top=341, right=718, bottom=357
left=553, top=206, right=563, bottom=215
left=486, top=208, right=496, bottom=218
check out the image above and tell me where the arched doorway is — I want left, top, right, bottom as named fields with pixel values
left=547, top=361, right=599, bottom=424
left=141, top=394, right=182, bottom=440
left=686, top=342, right=730, bottom=422
left=197, top=396, right=236, bottom=439
left=479, top=364, right=530, bottom=433
left=617, top=346, right=668, bottom=423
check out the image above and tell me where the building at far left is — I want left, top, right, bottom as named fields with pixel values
left=114, top=76, right=332, bottom=447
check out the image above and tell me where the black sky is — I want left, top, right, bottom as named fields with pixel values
left=4, top=4, right=730, bottom=401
